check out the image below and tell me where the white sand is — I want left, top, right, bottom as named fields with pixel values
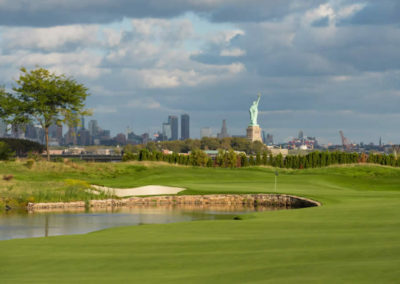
left=91, top=185, right=185, bottom=197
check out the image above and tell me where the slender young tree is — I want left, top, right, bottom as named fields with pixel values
left=0, top=67, right=91, bottom=160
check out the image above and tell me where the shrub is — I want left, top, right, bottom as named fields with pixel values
left=0, top=141, right=15, bottom=160
left=122, top=152, right=138, bottom=161
left=27, top=151, right=43, bottom=161
left=25, top=159, right=35, bottom=169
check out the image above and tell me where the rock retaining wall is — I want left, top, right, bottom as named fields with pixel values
left=27, top=194, right=320, bottom=211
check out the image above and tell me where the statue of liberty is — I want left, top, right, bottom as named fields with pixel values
left=249, top=93, right=261, bottom=126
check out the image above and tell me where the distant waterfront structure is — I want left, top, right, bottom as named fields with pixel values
left=168, top=115, right=178, bottom=140
left=181, top=114, right=190, bottom=140
left=200, top=127, right=212, bottom=138
left=217, top=120, right=229, bottom=139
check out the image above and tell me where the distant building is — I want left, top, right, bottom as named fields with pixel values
left=0, top=119, right=7, bottom=137
left=298, top=130, right=304, bottom=140
left=266, top=133, right=274, bottom=145
left=181, top=114, right=190, bottom=140
left=77, top=128, right=91, bottom=146
left=25, top=124, right=38, bottom=140
left=142, top=133, right=150, bottom=144
left=49, top=124, right=63, bottom=143
left=200, top=127, right=212, bottom=138
left=268, top=147, right=289, bottom=157
left=162, top=122, right=172, bottom=141
left=168, top=115, right=179, bottom=140
left=217, top=120, right=229, bottom=139
left=127, top=131, right=143, bottom=145
left=25, top=124, right=45, bottom=144
left=114, top=133, right=127, bottom=145
left=88, top=120, right=99, bottom=137
left=81, top=116, right=86, bottom=130
left=11, top=124, right=25, bottom=139
left=64, top=127, right=77, bottom=145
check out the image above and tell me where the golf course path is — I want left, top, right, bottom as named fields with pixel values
left=91, top=185, right=185, bottom=197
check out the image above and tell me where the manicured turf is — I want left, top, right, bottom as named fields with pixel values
left=1, top=162, right=400, bottom=283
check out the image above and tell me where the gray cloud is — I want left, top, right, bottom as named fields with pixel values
left=0, top=0, right=326, bottom=27
left=340, top=0, right=400, bottom=25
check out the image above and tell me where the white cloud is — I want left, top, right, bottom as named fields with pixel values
left=1, top=25, right=99, bottom=51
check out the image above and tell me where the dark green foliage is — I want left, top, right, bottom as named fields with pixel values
left=122, top=147, right=400, bottom=170
left=0, top=138, right=43, bottom=156
left=189, top=149, right=209, bottom=167
left=0, top=141, right=15, bottom=160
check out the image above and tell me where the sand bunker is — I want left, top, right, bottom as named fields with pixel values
left=91, top=185, right=185, bottom=197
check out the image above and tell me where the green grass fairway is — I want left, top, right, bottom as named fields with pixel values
left=1, top=162, right=400, bottom=283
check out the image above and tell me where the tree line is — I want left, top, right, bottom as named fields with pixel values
left=123, top=149, right=400, bottom=169
left=124, top=137, right=268, bottom=155
left=0, top=138, right=44, bottom=159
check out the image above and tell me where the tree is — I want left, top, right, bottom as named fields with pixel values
left=189, top=149, right=209, bottom=166
left=0, top=141, right=15, bottom=160
left=0, top=67, right=90, bottom=161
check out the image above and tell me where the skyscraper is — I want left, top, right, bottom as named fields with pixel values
left=217, top=120, right=229, bottom=139
left=88, top=120, right=99, bottom=137
left=81, top=116, right=86, bottom=130
left=298, top=130, right=304, bottom=140
left=168, top=115, right=178, bottom=140
left=181, top=114, right=190, bottom=140
left=162, top=123, right=171, bottom=141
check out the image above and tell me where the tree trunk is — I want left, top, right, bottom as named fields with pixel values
left=45, top=126, right=50, bottom=161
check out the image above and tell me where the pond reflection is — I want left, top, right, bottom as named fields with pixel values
left=0, top=204, right=284, bottom=241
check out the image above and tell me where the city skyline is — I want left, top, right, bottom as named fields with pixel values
left=0, top=1, right=399, bottom=144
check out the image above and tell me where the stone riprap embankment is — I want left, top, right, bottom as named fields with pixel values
left=27, top=194, right=320, bottom=211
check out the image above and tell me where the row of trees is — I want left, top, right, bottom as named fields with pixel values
left=123, top=149, right=400, bottom=169
left=124, top=137, right=268, bottom=155
left=0, top=138, right=44, bottom=157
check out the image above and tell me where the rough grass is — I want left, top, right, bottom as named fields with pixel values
left=1, top=161, right=400, bottom=283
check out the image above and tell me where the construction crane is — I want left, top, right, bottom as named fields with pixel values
left=339, top=130, right=352, bottom=151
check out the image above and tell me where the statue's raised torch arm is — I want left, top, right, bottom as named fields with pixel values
left=249, top=93, right=261, bottom=126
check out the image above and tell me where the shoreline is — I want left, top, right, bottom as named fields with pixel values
left=26, top=194, right=321, bottom=212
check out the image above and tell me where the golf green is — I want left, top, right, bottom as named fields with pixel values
left=1, top=163, right=400, bottom=283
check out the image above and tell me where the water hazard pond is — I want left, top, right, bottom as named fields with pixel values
left=0, top=205, right=278, bottom=241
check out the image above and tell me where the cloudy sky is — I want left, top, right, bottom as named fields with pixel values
left=1, top=0, right=399, bottom=144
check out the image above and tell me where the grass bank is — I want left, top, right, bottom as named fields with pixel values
left=1, top=161, right=400, bottom=282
